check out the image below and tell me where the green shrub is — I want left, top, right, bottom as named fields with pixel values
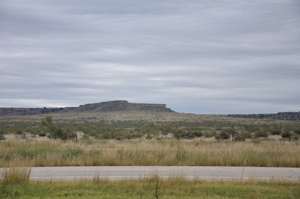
left=232, top=133, right=246, bottom=141
left=38, top=132, right=46, bottom=137
left=270, top=129, right=281, bottom=135
left=61, top=131, right=77, bottom=140
left=294, top=130, right=300, bottom=135
left=145, top=134, right=153, bottom=140
left=203, top=131, right=215, bottom=138
left=0, top=130, right=5, bottom=141
left=280, top=131, right=297, bottom=141
left=41, top=117, right=74, bottom=140
left=48, top=128, right=64, bottom=139
left=254, top=131, right=268, bottom=138
left=0, top=134, right=5, bottom=141
left=215, top=131, right=230, bottom=140
left=174, top=130, right=203, bottom=139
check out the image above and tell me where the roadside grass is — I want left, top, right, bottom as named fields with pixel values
left=0, top=167, right=31, bottom=185
left=0, top=177, right=299, bottom=199
left=1, top=139, right=300, bottom=167
left=0, top=168, right=30, bottom=199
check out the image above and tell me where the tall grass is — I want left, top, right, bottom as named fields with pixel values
left=0, top=168, right=31, bottom=185
left=0, top=140, right=300, bottom=167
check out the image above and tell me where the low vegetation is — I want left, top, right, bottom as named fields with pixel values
left=1, top=114, right=300, bottom=168
left=1, top=140, right=300, bottom=167
left=0, top=177, right=299, bottom=199
left=1, top=115, right=300, bottom=141
left=1, top=113, right=300, bottom=198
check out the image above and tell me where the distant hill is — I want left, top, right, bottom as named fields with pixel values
left=1, top=100, right=299, bottom=121
left=0, top=100, right=174, bottom=116
left=228, top=112, right=300, bottom=121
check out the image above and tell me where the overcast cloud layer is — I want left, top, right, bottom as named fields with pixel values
left=1, top=0, right=300, bottom=113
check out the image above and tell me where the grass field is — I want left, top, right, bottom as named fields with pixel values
left=1, top=139, right=300, bottom=167
left=0, top=178, right=299, bottom=199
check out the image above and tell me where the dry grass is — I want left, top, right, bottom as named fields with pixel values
left=0, top=139, right=300, bottom=167
left=0, top=167, right=31, bottom=185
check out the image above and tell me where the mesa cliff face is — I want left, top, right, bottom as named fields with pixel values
left=0, top=100, right=174, bottom=116
left=0, top=107, right=65, bottom=116
left=78, top=100, right=173, bottom=112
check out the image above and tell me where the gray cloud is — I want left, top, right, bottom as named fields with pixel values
left=1, top=0, right=300, bottom=113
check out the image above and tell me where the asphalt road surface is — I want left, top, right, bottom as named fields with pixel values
left=1, top=166, right=300, bottom=181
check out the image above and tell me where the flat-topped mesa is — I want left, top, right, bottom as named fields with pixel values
left=0, top=100, right=174, bottom=116
left=78, top=100, right=174, bottom=112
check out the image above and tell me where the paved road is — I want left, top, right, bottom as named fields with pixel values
left=1, top=166, right=300, bottom=181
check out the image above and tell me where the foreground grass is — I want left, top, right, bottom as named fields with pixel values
left=0, top=178, right=299, bottom=199
left=1, top=139, right=300, bottom=167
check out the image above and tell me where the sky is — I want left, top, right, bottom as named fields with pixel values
left=1, top=0, right=300, bottom=114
